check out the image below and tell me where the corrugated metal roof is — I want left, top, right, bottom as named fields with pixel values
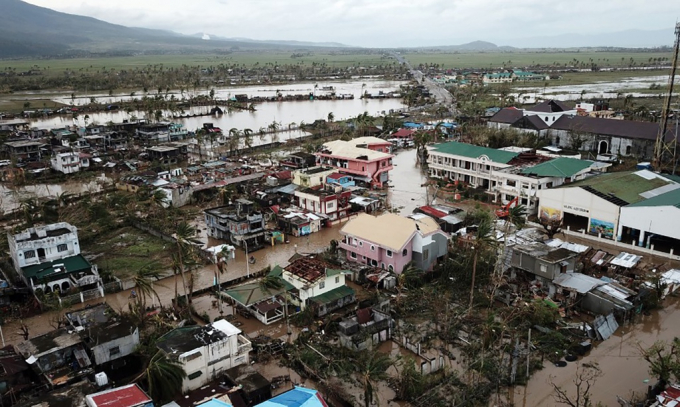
left=432, top=141, right=519, bottom=164
left=553, top=273, right=604, bottom=294
left=521, top=157, right=592, bottom=178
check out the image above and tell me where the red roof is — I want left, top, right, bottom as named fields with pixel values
left=657, top=385, right=680, bottom=405
left=89, top=384, right=152, bottom=407
left=392, top=129, right=416, bottom=138
left=326, top=172, right=347, bottom=180
left=419, top=205, right=447, bottom=218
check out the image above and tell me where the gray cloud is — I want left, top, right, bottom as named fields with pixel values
left=24, top=0, right=680, bottom=47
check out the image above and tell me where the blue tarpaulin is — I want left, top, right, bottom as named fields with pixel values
left=255, top=387, right=328, bottom=407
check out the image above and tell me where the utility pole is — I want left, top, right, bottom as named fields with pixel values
left=653, top=22, right=680, bottom=172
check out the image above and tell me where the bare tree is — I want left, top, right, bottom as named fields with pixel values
left=539, top=217, right=563, bottom=239
left=550, top=363, right=602, bottom=407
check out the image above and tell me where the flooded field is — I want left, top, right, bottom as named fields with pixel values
left=17, top=79, right=407, bottom=131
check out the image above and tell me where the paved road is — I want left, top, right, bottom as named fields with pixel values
left=392, top=52, right=454, bottom=108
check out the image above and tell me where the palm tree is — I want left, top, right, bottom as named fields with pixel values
left=243, top=128, right=254, bottom=150
left=327, top=112, right=334, bottom=122
left=136, top=351, right=186, bottom=404
left=468, top=218, right=496, bottom=312
left=396, top=263, right=422, bottom=304
left=132, top=265, right=163, bottom=310
left=258, top=127, right=267, bottom=143
left=174, top=221, right=197, bottom=308
left=213, top=245, right=231, bottom=315
left=358, top=351, right=392, bottom=407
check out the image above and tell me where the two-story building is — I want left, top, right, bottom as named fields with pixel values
left=136, top=123, right=187, bottom=145
left=339, top=213, right=449, bottom=273
left=3, top=140, right=44, bottom=163
left=50, top=152, right=90, bottom=174
left=205, top=199, right=266, bottom=250
left=280, top=151, right=317, bottom=169
left=282, top=255, right=355, bottom=317
left=507, top=242, right=578, bottom=293
left=315, top=140, right=394, bottom=188
left=8, top=223, right=102, bottom=294
left=347, top=136, right=393, bottom=154
left=146, top=144, right=188, bottom=166
left=294, top=187, right=352, bottom=222
left=66, top=303, right=140, bottom=368
left=291, top=166, right=336, bottom=189
left=156, top=319, right=252, bottom=393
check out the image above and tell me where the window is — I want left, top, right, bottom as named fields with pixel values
left=386, top=250, right=393, bottom=258
left=370, top=245, right=375, bottom=251
left=506, top=180, right=516, bottom=187
left=319, top=281, right=325, bottom=289
left=350, top=252, right=357, bottom=259
left=371, top=259, right=378, bottom=266
left=57, top=244, right=67, bottom=252
left=359, top=241, right=363, bottom=247
left=388, top=264, right=394, bottom=272
left=381, top=263, right=386, bottom=269
left=335, top=276, right=340, bottom=284
left=109, top=346, right=121, bottom=357
left=24, top=250, right=36, bottom=259
left=402, top=249, right=408, bottom=256
left=187, top=371, right=203, bottom=380
left=540, top=264, right=548, bottom=273
left=182, top=351, right=202, bottom=362
left=545, top=117, right=548, bottom=121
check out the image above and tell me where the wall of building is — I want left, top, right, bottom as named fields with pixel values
left=283, top=272, right=347, bottom=308
left=619, top=205, right=680, bottom=245
left=411, top=232, right=448, bottom=271
left=91, top=329, right=139, bottom=365
left=178, top=335, right=249, bottom=393
left=537, top=187, right=620, bottom=234
left=340, top=236, right=412, bottom=273
left=9, top=224, right=81, bottom=270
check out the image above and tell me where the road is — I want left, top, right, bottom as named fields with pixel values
left=392, top=52, right=454, bottom=108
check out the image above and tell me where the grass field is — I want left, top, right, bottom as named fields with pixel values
left=0, top=52, right=395, bottom=74
left=402, top=51, right=673, bottom=69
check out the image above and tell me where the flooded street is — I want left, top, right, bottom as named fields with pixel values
left=512, top=296, right=680, bottom=406
left=386, top=149, right=428, bottom=215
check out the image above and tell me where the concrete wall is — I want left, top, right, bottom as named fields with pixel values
left=619, top=205, right=680, bottom=246
left=91, top=329, right=140, bottom=365
left=340, top=236, right=412, bottom=273
left=537, top=187, right=620, bottom=234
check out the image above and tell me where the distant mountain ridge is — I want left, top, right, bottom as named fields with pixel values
left=192, top=33, right=351, bottom=48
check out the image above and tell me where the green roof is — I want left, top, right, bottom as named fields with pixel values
left=522, top=157, right=592, bottom=178
left=563, top=171, right=673, bottom=205
left=309, top=285, right=355, bottom=305
left=432, top=142, right=519, bottom=164
left=21, top=254, right=92, bottom=281
left=223, top=267, right=294, bottom=307
left=627, top=187, right=680, bottom=208
left=326, top=269, right=352, bottom=277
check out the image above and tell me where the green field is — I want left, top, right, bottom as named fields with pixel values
left=0, top=52, right=395, bottom=74
left=402, top=51, right=673, bottom=69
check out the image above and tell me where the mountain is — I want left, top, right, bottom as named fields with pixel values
left=192, top=34, right=352, bottom=48
left=0, top=0, right=349, bottom=57
left=404, top=41, right=516, bottom=52
left=502, top=28, right=675, bottom=49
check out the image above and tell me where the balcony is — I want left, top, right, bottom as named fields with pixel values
left=236, top=334, right=252, bottom=355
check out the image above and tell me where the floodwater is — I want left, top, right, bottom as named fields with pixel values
left=19, top=79, right=407, bottom=131
left=512, top=74, right=678, bottom=103
left=386, top=149, right=428, bottom=215
left=511, top=296, right=680, bottom=406
left=0, top=174, right=111, bottom=213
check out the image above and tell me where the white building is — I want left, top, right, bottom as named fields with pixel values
left=156, top=319, right=252, bottom=393
left=51, top=151, right=90, bottom=174
left=282, top=255, right=355, bottom=316
left=292, top=166, right=336, bottom=188
left=427, top=142, right=595, bottom=212
left=8, top=223, right=101, bottom=294
left=537, top=170, right=678, bottom=242
left=619, top=187, right=680, bottom=250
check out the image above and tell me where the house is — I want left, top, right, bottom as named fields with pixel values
left=66, top=303, right=140, bottom=367
left=254, top=386, right=328, bottom=407
left=224, top=365, right=271, bottom=406
left=294, top=187, right=352, bottom=222
left=315, top=140, right=394, bottom=188
left=326, top=172, right=356, bottom=188
left=50, top=151, right=90, bottom=174
left=282, top=255, right=355, bottom=317
left=18, top=380, right=95, bottom=407
left=146, top=144, right=188, bottom=166
left=340, top=213, right=449, bottom=273
left=338, top=308, right=394, bottom=351
left=3, top=140, right=43, bottom=163
left=507, top=242, right=578, bottom=294
left=136, top=123, right=187, bottom=145
left=292, top=166, right=336, bottom=188
left=618, top=185, right=680, bottom=251
left=349, top=195, right=381, bottom=213
left=414, top=205, right=465, bottom=233
left=156, top=320, right=252, bottom=393
left=346, top=136, right=393, bottom=153
left=0, top=346, right=37, bottom=404
left=8, top=223, right=102, bottom=294
left=482, top=72, right=513, bottom=84
left=16, top=329, right=93, bottom=387
left=277, top=211, right=321, bottom=237
left=223, top=266, right=294, bottom=324
left=280, top=152, right=317, bottom=169
left=105, top=131, right=129, bottom=151
left=205, top=199, right=266, bottom=249
left=85, top=384, right=153, bottom=407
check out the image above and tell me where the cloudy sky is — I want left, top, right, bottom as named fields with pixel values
left=23, top=0, right=680, bottom=47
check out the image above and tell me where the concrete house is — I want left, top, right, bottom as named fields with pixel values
left=3, top=140, right=43, bottom=163
left=339, top=213, right=449, bottom=273
left=347, top=136, right=393, bottom=153
left=205, top=199, right=266, bottom=250
left=66, top=304, right=140, bottom=367
left=282, top=255, right=355, bottom=316
left=294, top=187, right=352, bottom=222
left=338, top=307, right=394, bottom=350
left=8, top=223, right=101, bottom=294
left=316, top=140, right=394, bottom=188
left=507, top=242, right=578, bottom=293
left=156, top=320, right=252, bottom=393
left=51, top=151, right=90, bottom=174
left=292, top=166, right=336, bottom=188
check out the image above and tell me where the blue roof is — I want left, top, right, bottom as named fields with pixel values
left=255, top=387, right=327, bottom=407
left=403, top=122, right=424, bottom=128
left=198, top=399, right=233, bottom=407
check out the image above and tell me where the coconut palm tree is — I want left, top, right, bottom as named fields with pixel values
left=136, top=350, right=186, bottom=404
left=243, top=128, right=254, bottom=150
left=132, top=265, right=163, bottom=310
left=358, top=350, right=392, bottom=407
left=258, top=127, right=267, bottom=143
left=327, top=112, right=335, bottom=122
left=396, top=263, right=423, bottom=304
left=468, top=218, right=496, bottom=312
left=174, top=221, right=197, bottom=308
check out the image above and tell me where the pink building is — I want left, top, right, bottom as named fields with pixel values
left=315, top=140, right=394, bottom=188
left=347, top=136, right=393, bottom=153
left=339, top=213, right=449, bottom=273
